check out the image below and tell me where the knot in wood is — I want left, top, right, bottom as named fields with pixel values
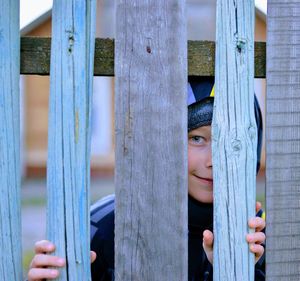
left=236, top=37, right=247, bottom=53
left=66, top=31, right=75, bottom=53
left=231, top=139, right=242, bottom=155
left=248, top=125, right=256, bottom=139
left=146, top=46, right=152, bottom=54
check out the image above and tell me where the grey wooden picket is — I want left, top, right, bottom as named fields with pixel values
left=114, top=1, right=188, bottom=280
left=0, top=0, right=22, bottom=280
left=46, top=0, right=97, bottom=280
left=266, top=1, right=300, bottom=280
left=213, top=1, right=256, bottom=280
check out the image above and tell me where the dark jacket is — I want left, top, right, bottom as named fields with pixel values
left=90, top=194, right=265, bottom=281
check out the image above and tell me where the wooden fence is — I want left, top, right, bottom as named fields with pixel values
left=0, top=0, right=300, bottom=280
left=266, top=1, right=300, bottom=280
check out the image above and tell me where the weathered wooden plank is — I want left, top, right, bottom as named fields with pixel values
left=115, top=0, right=187, bottom=280
left=213, top=1, right=256, bottom=280
left=0, top=0, right=22, bottom=280
left=266, top=1, right=300, bottom=280
left=20, top=37, right=266, bottom=78
left=46, top=0, right=97, bottom=280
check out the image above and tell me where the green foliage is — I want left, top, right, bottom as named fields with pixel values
left=23, top=250, right=34, bottom=276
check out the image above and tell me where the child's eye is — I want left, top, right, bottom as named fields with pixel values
left=190, top=135, right=205, bottom=144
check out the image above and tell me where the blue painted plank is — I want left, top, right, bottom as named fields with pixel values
left=0, top=0, right=22, bottom=280
left=213, top=1, right=256, bottom=280
left=47, top=0, right=97, bottom=280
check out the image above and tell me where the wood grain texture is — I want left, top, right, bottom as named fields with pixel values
left=115, top=1, right=188, bottom=280
left=20, top=37, right=266, bottom=78
left=0, top=1, right=22, bottom=280
left=266, top=1, right=300, bottom=280
left=46, top=0, right=96, bottom=280
left=213, top=1, right=256, bottom=280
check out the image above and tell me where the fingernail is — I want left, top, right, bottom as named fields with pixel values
left=58, top=258, right=65, bottom=265
left=51, top=270, right=58, bottom=277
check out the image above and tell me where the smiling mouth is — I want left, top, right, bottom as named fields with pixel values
left=194, top=175, right=213, bottom=186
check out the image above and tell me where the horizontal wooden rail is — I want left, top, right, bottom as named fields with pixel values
left=20, top=37, right=266, bottom=77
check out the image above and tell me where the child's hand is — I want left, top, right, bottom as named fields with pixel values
left=27, top=240, right=65, bottom=280
left=203, top=229, right=214, bottom=264
left=202, top=201, right=266, bottom=266
left=27, top=240, right=97, bottom=281
left=246, top=202, right=266, bottom=263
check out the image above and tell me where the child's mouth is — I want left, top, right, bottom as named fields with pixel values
left=194, top=175, right=213, bottom=186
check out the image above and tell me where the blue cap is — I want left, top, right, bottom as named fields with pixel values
left=188, top=77, right=215, bottom=106
left=188, top=77, right=215, bottom=131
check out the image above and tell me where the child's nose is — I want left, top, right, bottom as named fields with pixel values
left=206, top=145, right=212, bottom=168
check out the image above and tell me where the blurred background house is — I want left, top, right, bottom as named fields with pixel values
left=20, top=0, right=267, bottom=179
left=21, top=0, right=115, bottom=178
left=20, top=0, right=267, bottom=274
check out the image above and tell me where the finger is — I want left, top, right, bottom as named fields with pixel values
left=202, top=230, right=214, bottom=265
left=248, top=217, right=266, bottom=232
left=90, top=251, right=97, bottom=264
left=246, top=232, right=266, bottom=245
left=30, top=254, right=65, bottom=268
left=28, top=268, right=59, bottom=280
left=34, top=240, right=56, bottom=254
left=256, top=201, right=262, bottom=213
left=249, top=244, right=264, bottom=262
left=203, top=230, right=214, bottom=250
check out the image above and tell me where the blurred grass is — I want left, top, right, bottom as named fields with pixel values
left=21, top=193, right=112, bottom=207
left=23, top=250, right=34, bottom=276
left=22, top=197, right=46, bottom=207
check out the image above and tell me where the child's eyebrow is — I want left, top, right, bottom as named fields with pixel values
left=190, top=128, right=210, bottom=134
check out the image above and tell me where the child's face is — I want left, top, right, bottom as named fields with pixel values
left=188, top=125, right=213, bottom=203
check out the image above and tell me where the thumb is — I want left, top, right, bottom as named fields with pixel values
left=90, top=251, right=97, bottom=264
left=203, top=230, right=214, bottom=265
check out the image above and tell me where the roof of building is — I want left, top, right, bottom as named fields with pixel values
left=20, top=0, right=52, bottom=34
left=255, top=0, right=267, bottom=21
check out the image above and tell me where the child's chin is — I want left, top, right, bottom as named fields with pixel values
left=190, top=191, right=213, bottom=204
